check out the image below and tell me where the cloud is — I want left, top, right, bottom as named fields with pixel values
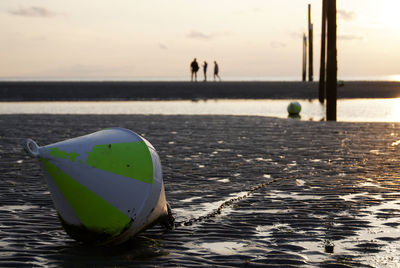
left=250, top=8, right=263, bottom=13
left=270, top=41, right=286, bottom=48
left=234, top=7, right=264, bottom=15
left=56, top=64, right=111, bottom=75
left=338, top=34, right=363, bottom=41
left=159, top=43, right=168, bottom=50
left=338, top=9, right=356, bottom=21
left=9, top=6, right=57, bottom=18
left=45, top=64, right=136, bottom=77
left=31, top=35, right=47, bottom=41
left=187, top=30, right=212, bottom=40
left=290, top=31, right=306, bottom=40
left=186, top=30, right=231, bottom=40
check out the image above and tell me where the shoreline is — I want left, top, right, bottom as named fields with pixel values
left=1, top=81, right=400, bottom=101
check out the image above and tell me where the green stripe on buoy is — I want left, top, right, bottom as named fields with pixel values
left=50, top=148, right=80, bottom=162
left=41, top=159, right=131, bottom=236
left=86, top=142, right=154, bottom=184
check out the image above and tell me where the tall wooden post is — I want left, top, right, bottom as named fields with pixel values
left=302, top=33, right=307, bottom=82
left=318, top=0, right=327, bottom=103
left=308, top=4, right=313, bottom=82
left=326, top=0, right=337, bottom=121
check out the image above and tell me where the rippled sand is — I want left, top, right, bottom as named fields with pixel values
left=1, top=114, right=400, bottom=267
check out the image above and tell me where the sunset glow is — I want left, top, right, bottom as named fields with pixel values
left=388, top=75, right=400, bottom=82
left=380, top=1, right=400, bottom=29
left=0, top=0, right=399, bottom=80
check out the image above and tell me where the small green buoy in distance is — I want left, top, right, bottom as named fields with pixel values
left=287, top=101, right=302, bottom=116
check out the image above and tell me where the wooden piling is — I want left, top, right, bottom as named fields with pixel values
left=308, top=4, right=313, bottom=82
left=302, top=34, right=307, bottom=82
left=318, top=0, right=327, bottom=103
left=326, top=0, right=337, bottom=121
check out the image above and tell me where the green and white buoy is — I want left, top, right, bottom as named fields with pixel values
left=24, top=128, right=173, bottom=245
left=287, top=101, right=301, bottom=116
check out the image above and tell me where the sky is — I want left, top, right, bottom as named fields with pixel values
left=0, top=0, right=399, bottom=80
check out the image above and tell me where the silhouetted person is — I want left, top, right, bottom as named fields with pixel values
left=190, top=58, right=199, bottom=82
left=213, top=61, right=221, bottom=81
left=203, top=61, right=208, bottom=81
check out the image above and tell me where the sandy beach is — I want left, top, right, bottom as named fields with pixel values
left=1, top=81, right=400, bottom=101
left=1, top=114, right=400, bottom=267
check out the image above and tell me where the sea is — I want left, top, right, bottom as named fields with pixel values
left=1, top=75, right=400, bottom=122
left=1, top=99, right=400, bottom=123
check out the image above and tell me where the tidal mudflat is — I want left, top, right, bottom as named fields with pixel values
left=1, top=114, right=400, bottom=267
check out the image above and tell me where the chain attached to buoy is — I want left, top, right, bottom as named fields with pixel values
left=173, top=177, right=283, bottom=228
left=160, top=203, right=175, bottom=230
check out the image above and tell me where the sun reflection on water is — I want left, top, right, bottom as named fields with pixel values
left=390, top=98, right=400, bottom=122
left=2, top=98, right=400, bottom=122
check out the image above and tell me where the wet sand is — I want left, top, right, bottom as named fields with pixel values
left=1, top=114, right=400, bottom=267
left=1, top=81, right=400, bottom=101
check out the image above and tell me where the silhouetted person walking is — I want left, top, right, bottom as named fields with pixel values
left=213, top=61, right=221, bottom=81
left=203, top=61, right=208, bottom=81
left=190, top=58, right=199, bottom=82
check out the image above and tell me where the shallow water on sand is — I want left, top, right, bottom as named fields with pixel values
left=2, top=98, right=400, bottom=122
left=2, top=114, right=400, bottom=267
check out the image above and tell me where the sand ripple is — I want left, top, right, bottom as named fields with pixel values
left=1, top=114, right=400, bottom=267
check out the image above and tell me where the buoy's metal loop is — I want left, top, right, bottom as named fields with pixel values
left=24, top=139, right=40, bottom=158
